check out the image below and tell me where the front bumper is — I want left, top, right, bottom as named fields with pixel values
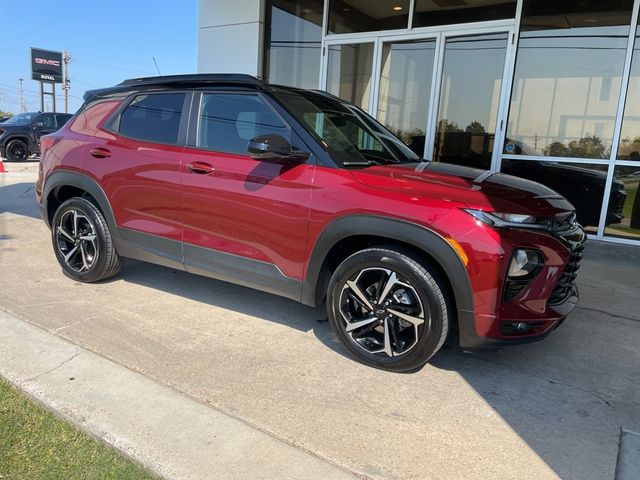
left=457, top=221, right=586, bottom=349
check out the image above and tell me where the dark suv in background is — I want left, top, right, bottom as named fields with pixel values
left=0, top=111, right=72, bottom=161
left=36, top=74, right=586, bottom=371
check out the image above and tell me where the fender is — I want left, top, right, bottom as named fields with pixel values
left=42, top=170, right=118, bottom=233
left=300, top=215, right=478, bottom=346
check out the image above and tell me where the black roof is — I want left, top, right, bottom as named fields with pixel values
left=118, top=73, right=263, bottom=87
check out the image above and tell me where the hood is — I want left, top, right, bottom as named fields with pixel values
left=351, top=162, right=574, bottom=217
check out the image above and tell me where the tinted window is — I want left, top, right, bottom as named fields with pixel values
left=328, top=0, right=409, bottom=34
left=197, top=93, right=290, bottom=155
left=506, top=0, right=633, bottom=159
left=39, top=114, right=56, bottom=128
left=413, top=0, right=516, bottom=28
left=56, top=114, right=72, bottom=126
left=119, top=93, right=185, bottom=144
left=265, top=0, right=322, bottom=89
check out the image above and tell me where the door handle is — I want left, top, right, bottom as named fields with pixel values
left=187, top=162, right=215, bottom=174
left=90, top=148, right=112, bottom=158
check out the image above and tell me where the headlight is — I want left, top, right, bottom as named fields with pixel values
left=464, top=209, right=549, bottom=229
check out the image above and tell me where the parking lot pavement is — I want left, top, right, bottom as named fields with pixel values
left=1, top=162, right=639, bottom=480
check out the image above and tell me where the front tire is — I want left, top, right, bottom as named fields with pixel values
left=327, top=247, right=450, bottom=372
left=5, top=139, right=29, bottom=161
left=51, top=197, right=122, bottom=282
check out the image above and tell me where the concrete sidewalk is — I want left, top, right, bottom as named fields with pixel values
left=0, top=308, right=357, bottom=480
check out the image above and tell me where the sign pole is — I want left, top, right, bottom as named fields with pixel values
left=52, top=83, right=56, bottom=113
left=39, top=81, right=44, bottom=111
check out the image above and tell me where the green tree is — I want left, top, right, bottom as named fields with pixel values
left=0, top=110, right=13, bottom=119
left=465, top=121, right=485, bottom=134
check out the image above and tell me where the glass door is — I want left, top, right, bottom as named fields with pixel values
left=431, top=32, right=510, bottom=170
left=322, top=27, right=515, bottom=168
left=374, top=38, right=437, bottom=156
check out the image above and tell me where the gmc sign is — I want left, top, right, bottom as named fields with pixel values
left=31, top=48, right=63, bottom=83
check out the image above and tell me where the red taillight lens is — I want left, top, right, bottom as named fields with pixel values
left=40, top=135, right=60, bottom=157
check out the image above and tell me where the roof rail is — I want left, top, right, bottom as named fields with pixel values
left=118, top=73, right=263, bottom=87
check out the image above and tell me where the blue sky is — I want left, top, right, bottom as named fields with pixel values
left=0, top=0, right=197, bottom=114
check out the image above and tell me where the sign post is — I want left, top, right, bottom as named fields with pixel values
left=30, top=47, right=63, bottom=112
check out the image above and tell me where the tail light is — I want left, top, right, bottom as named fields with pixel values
left=40, top=135, right=61, bottom=157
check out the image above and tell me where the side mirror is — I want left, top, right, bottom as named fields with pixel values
left=33, top=121, right=44, bottom=128
left=248, top=134, right=310, bottom=163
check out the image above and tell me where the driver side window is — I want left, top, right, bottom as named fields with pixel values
left=197, top=93, right=290, bottom=155
left=38, top=114, right=56, bottom=128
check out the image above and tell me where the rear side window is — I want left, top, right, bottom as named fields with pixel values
left=197, top=93, right=290, bottom=155
left=118, top=93, right=185, bottom=144
left=56, top=114, right=72, bottom=126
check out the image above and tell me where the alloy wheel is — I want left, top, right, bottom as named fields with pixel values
left=338, top=267, right=429, bottom=357
left=9, top=143, right=27, bottom=161
left=55, top=209, right=98, bottom=273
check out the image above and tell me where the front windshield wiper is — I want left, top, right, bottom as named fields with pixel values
left=342, top=160, right=379, bottom=167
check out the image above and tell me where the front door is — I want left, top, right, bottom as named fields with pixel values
left=180, top=91, right=314, bottom=297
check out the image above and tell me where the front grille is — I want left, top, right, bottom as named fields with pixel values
left=548, top=241, right=584, bottom=305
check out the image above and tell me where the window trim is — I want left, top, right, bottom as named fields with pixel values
left=102, top=90, right=192, bottom=147
left=184, top=90, right=295, bottom=157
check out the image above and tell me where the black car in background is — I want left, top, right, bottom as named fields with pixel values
left=0, top=112, right=73, bottom=161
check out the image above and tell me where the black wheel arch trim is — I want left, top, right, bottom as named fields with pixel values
left=301, top=215, right=479, bottom=347
left=42, top=170, right=116, bottom=227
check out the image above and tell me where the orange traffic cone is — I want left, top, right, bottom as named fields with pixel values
left=0, top=158, right=5, bottom=173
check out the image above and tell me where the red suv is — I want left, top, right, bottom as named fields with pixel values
left=36, top=74, right=585, bottom=371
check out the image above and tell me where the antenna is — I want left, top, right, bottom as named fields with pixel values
left=152, top=57, right=162, bottom=76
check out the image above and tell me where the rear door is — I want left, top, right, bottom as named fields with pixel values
left=179, top=91, right=314, bottom=296
left=86, top=91, right=189, bottom=266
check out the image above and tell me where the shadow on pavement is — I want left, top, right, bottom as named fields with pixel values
left=0, top=182, right=40, bottom=220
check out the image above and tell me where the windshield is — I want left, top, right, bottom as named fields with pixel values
left=274, top=91, right=419, bottom=167
left=3, top=113, right=38, bottom=126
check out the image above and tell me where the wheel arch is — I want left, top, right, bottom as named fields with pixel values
left=301, top=215, right=476, bottom=341
left=43, top=171, right=118, bottom=243
left=5, top=135, right=32, bottom=153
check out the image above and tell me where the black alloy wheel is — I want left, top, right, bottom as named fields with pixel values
left=6, top=139, right=28, bottom=161
left=327, top=247, right=450, bottom=372
left=51, top=197, right=123, bottom=282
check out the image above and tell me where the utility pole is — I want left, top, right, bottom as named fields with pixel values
left=62, top=51, right=71, bottom=113
left=18, top=78, right=26, bottom=113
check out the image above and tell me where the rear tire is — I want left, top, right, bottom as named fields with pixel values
left=327, top=247, right=450, bottom=372
left=51, top=197, right=123, bottom=283
left=6, top=139, right=29, bottom=162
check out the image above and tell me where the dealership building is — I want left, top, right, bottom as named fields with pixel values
left=198, top=0, right=640, bottom=245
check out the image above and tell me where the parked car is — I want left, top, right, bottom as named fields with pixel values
left=0, top=111, right=73, bottom=161
left=36, top=74, right=586, bottom=371
left=0, top=116, right=10, bottom=123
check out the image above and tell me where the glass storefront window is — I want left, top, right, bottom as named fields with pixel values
left=326, top=43, right=375, bottom=112
left=327, top=0, right=410, bottom=34
left=412, top=0, right=516, bottom=29
left=605, top=166, right=640, bottom=239
left=506, top=0, right=634, bottom=159
left=618, top=23, right=640, bottom=160
left=376, top=40, right=436, bottom=155
left=500, top=160, right=613, bottom=233
left=434, top=33, right=508, bottom=170
left=265, top=0, right=323, bottom=89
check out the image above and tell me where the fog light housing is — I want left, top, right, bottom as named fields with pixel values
left=508, top=249, right=543, bottom=277
left=503, top=249, right=543, bottom=301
